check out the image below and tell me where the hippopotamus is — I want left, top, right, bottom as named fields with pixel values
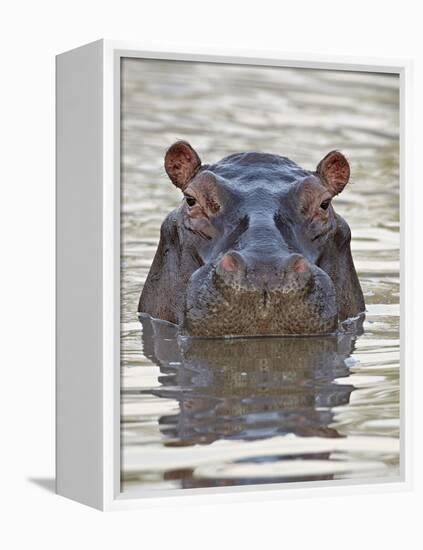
left=138, top=141, right=365, bottom=337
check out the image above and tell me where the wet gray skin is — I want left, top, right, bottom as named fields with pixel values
left=138, top=141, right=365, bottom=337
left=138, top=315, right=359, bottom=486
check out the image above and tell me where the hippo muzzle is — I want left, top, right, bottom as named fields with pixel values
left=183, top=251, right=338, bottom=337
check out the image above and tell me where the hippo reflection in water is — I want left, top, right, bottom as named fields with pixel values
left=138, top=141, right=365, bottom=337
left=140, top=315, right=360, bottom=447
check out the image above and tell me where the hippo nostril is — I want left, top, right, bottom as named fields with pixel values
left=283, top=254, right=309, bottom=274
left=292, top=257, right=308, bottom=273
left=216, top=252, right=247, bottom=278
left=219, top=254, right=238, bottom=273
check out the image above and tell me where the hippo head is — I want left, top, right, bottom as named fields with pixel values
left=138, top=141, right=365, bottom=337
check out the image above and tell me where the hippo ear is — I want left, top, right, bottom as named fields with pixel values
left=164, top=141, right=202, bottom=190
left=316, top=151, right=350, bottom=196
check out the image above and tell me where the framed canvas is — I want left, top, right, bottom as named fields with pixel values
left=56, top=40, right=412, bottom=510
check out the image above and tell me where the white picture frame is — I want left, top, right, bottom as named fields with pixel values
left=56, top=39, right=412, bottom=511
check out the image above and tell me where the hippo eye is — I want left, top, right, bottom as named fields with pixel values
left=320, top=199, right=331, bottom=211
left=185, top=195, right=196, bottom=207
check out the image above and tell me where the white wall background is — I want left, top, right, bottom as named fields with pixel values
left=1, top=1, right=421, bottom=548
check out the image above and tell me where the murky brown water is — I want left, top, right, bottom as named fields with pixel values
left=120, top=58, right=400, bottom=495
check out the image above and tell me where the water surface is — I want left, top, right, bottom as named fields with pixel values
left=120, top=59, right=400, bottom=494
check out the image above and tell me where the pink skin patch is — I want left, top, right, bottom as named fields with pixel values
left=220, top=254, right=237, bottom=273
left=293, top=258, right=307, bottom=273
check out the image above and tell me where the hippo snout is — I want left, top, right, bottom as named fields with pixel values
left=182, top=258, right=338, bottom=338
left=215, top=251, right=312, bottom=294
